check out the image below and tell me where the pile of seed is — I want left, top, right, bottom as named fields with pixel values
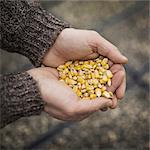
left=57, top=57, right=113, bottom=99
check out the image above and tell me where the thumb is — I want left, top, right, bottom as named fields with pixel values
left=78, top=98, right=112, bottom=114
left=96, top=35, right=128, bottom=64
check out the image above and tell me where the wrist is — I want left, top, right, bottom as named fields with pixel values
left=42, top=28, right=75, bottom=67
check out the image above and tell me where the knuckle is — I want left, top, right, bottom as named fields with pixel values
left=119, top=70, right=125, bottom=78
left=114, top=64, right=124, bottom=71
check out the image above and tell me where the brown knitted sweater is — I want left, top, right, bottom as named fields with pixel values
left=0, top=0, right=70, bottom=128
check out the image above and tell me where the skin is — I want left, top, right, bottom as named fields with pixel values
left=28, top=28, right=128, bottom=121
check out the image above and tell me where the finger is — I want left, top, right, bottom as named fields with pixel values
left=77, top=98, right=112, bottom=114
left=110, top=94, right=118, bottom=109
left=80, top=52, right=99, bottom=60
left=116, top=75, right=126, bottom=99
left=96, top=35, right=128, bottom=64
left=108, top=60, right=113, bottom=68
left=44, top=67, right=59, bottom=78
left=107, top=70, right=124, bottom=93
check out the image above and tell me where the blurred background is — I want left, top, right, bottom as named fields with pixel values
left=0, top=0, right=149, bottom=150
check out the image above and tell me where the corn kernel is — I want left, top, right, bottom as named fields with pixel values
left=102, top=75, right=108, bottom=82
left=57, top=56, right=114, bottom=100
left=109, top=91, right=113, bottom=98
left=101, top=86, right=107, bottom=92
left=102, top=91, right=111, bottom=98
left=83, top=92, right=89, bottom=97
left=106, top=70, right=113, bottom=78
left=103, top=64, right=109, bottom=69
left=76, top=90, right=82, bottom=97
left=59, top=73, right=66, bottom=79
left=65, top=61, right=72, bottom=66
left=107, top=79, right=111, bottom=87
left=92, top=79, right=99, bottom=85
left=90, top=93, right=96, bottom=99
left=77, top=76, right=85, bottom=84
left=67, top=79, right=77, bottom=85
left=72, top=86, right=78, bottom=93
left=95, top=88, right=101, bottom=97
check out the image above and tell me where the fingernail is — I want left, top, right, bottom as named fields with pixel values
left=107, top=101, right=112, bottom=107
left=122, top=56, right=128, bottom=63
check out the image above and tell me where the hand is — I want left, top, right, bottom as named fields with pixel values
left=43, top=28, right=128, bottom=67
left=107, top=62, right=126, bottom=109
left=28, top=67, right=114, bottom=121
left=42, top=28, right=127, bottom=109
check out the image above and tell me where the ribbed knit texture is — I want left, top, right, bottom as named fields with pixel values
left=0, top=0, right=70, bottom=128
left=0, top=72, right=44, bottom=128
left=1, top=0, right=70, bottom=67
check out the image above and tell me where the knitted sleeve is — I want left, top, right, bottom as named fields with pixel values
left=0, top=72, right=44, bottom=128
left=0, top=0, right=70, bottom=66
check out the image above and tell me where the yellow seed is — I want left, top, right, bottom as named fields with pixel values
left=68, top=72, right=72, bottom=79
left=89, top=89, right=95, bottom=94
left=77, top=76, right=85, bottom=84
left=95, top=58, right=102, bottom=63
left=83, top=92, right=89, bottom=97
left=57, top=56, right=113, bottom=100
left=79, top=61, right=84, bottom=65
left=81, top=84, right=86, bottom=89
left=103, top=64, right=109, bottom=69
left=93, top=64, right=97, bottom=69
left=83, top=64, right=92, bottom=69
left=76, top=90, right=82, bottom=97
left=101, top=86, right=107, bottom=92
left=57, top=65, right=66, bottom=70
left=102, top=91, right=111, bottom=98
left=68, top=79, right=77, bottom=85
left=73, top=76, right=77, bottom=80
left=81, top=89, right=86, bottom=93
left=59, top=73, right=66, bottom=79
left=92, top=79, right=99, bottom=85
left=109, top=91, right=113, bottom=98
left=72, top=86, right=78, bottom=93
left=102, top=75, right=108, bottom=82
left=90, top=93, right=97, bottom=99
left=74, top=66, right=81, bottom=70
left=106, top=70, right=113, bottom=78
left=65, top=77, right=70, bottom=84
left=94, top=70, right=100, bottom=78
left=100, top=79, right=106, bottom=84
left=89, top=60, right=95, bottom=66
left=77, top=83, right=82, bottom=89
left=98, top=83, right=103, bottom=88
left=107, top=79, right=111, bottom=86
left=59, top=79, right=65, bottom=82
left=89, top=85, right=94, bottom=90
left=95, top=88, right=101, bottom=97
left=85, top=82, right=90, bottom=91
left=65, top=61, right=72, bottom=66
left=83, top=61, right=89, bottom=65
left=101, top=58, right=108, bottom=66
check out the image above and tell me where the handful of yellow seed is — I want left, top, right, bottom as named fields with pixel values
left=57, top=56, right=113, bottom=100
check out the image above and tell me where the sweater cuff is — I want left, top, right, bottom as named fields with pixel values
left=1, top=0, right=70, bottom=67
left=22, top=8, right=70, bottom=66
left=0, top=72, right=44, bottom=128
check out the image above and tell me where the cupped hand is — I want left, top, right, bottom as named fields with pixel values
left=107, top=62, right=126, bottom=109
left=28, top=67, right=114, bottom=121
left=43, top=28, right=128, bottom=67
left=42, top=28, right=127, bottom=110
